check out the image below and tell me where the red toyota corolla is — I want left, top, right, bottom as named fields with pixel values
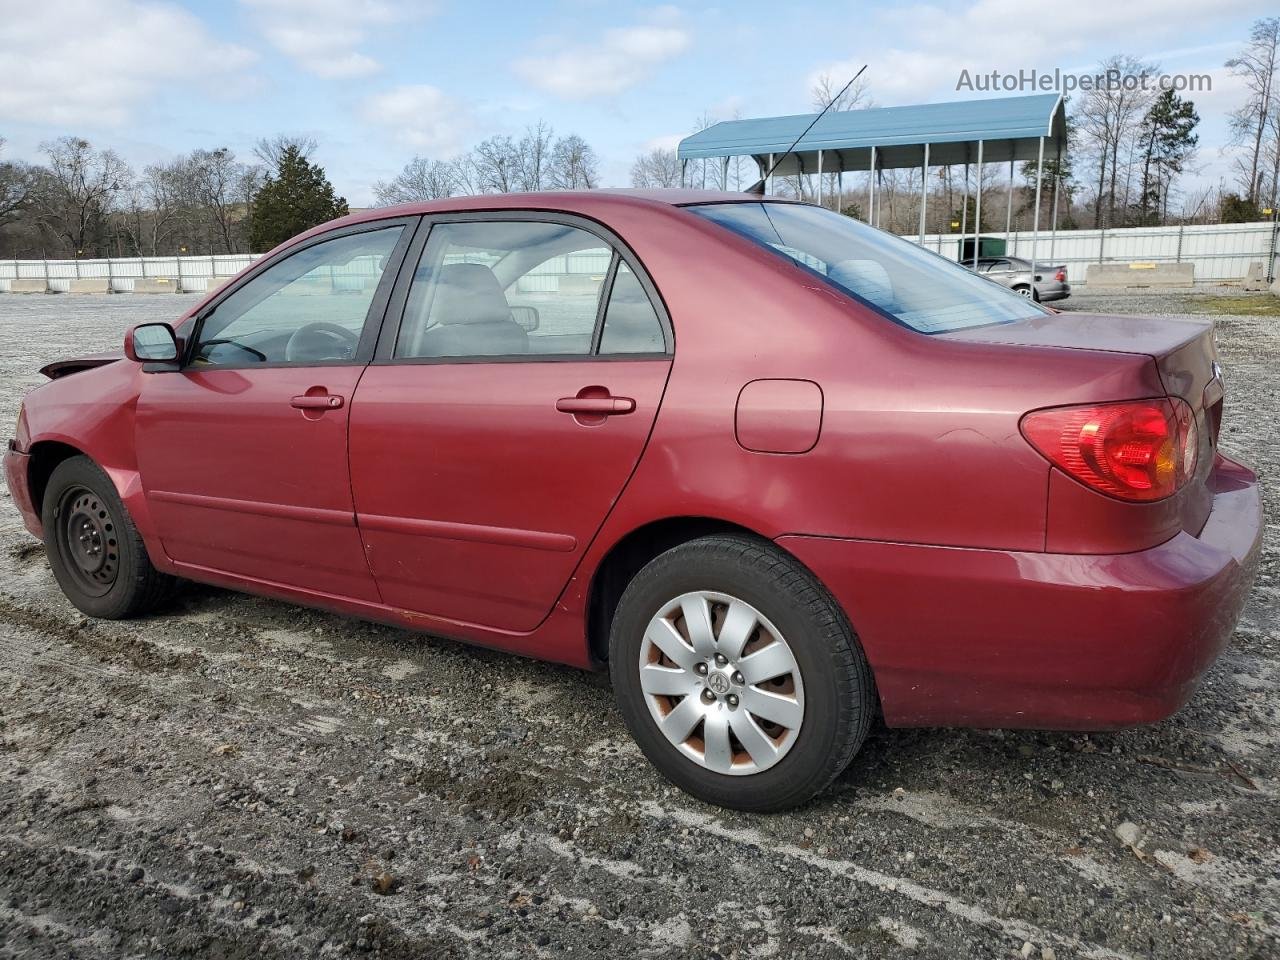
left=3, top=191, right=1262, bottom=811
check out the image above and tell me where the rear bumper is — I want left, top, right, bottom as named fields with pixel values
left=1038, top=282, right=1071, bottom=301
left=778, top=455, right=1262, bottom=730
left=3, top=442, right=40, bottom=539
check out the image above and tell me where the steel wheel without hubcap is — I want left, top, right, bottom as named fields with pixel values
left=638, top=590, right=805, bottom=775
left=56, top=485, right=119, bottom=598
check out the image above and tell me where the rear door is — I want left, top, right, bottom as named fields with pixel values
left=348, top=214, right=672, bottom=632
left=136, top=220, right=413, bottom=600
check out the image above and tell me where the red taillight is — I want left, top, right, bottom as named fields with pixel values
left=1020, top=398, right=1197, bottom=502
left=1054, top=268, right=1066, bottom=282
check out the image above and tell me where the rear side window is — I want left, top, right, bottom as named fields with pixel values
left=394, top=219, right=666, bottom=360
left=689, top=202, right=1046, bottom=333
left=396, top=220, right=610, bottom=359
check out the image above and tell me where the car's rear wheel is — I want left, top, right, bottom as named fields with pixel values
left=1014, top=284, right=1039, bottom=301
left=609, top=535, right=874, bottom=811
left=42, top=456, right=175, bottom=619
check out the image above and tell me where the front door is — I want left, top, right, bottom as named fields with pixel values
left=135, top=222, right=411, bottom=601
left=349, top=216, right=672, bottom=632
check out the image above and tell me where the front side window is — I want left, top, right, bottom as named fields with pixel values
left=192, top=226, right=403, bottom=366
left=689, top=202, right=1046, bottom=333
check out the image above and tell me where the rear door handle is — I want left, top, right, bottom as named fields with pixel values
left=291, top=394, right=344, bottom=410
left=555, top=396, right=635, bottom=415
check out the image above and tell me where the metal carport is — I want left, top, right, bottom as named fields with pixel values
left=677, top=93, right=1067, bottom=276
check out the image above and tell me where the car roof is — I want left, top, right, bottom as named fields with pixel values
left=265, top=190, right=797, bottom=262
left=347, top=189, right=777, bottom=223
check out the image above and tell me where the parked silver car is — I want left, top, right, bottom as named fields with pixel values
left=973, top=256, right=1070, bottom=302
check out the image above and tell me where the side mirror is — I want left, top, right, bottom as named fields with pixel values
left=125, top=323, right=179, bottom=365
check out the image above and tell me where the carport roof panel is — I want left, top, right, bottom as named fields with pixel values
left=677, top=93, right=1064, bottom=164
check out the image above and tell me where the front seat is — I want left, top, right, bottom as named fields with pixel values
left=419, top=262, right=529, bottom=357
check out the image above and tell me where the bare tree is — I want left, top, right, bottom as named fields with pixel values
left=373, top=156, right=457, bottom=205
left=810, top=71, right=874, bottom=209
left=120, top=158, right=190, bottom=256
left=810, top=70, right=872, bottom=113
left=31, top=136, right=132, bottom=256
left=253, top=134, right=318, bottom=169
left=515, top=122, right=556, bottom=191
left=1075, top=55, right=1158, bottom=227
left=630, top=148, right=682, bottom=188
left=0, top=138, right=37, bottom=229
left=189, top=148, right=260, bottom=253
left=547, top=135, right=598, bottom=189
left=471, top=135, right=520, bottom=192
left=1226, top=17, right=1280, bottom=204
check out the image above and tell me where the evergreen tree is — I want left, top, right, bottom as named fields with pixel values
left=1136, top=90, right=1199, bottom=224
left=248, top=145, right=348, bottom=252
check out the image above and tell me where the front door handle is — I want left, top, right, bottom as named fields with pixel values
left=555, top=396, right=635, bottom=415
left=291, top=394, right=344, bottom=410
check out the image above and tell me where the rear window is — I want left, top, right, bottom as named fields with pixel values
left=688, top=202, right=1047, bottom=333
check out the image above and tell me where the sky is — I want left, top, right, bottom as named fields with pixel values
left=0, top=0, right=1273, bottom=206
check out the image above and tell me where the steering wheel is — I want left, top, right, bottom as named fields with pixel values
left=284, top=322, right=360, bottom=363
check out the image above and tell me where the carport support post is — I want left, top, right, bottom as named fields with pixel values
left=1005, top=158, right=1014, bottom=243
left=721, top=156, right=730, bottom=191
left=1029, top=136, right=1045, bottom=293
left=767, top=154, right=774, bottom=196
left=816, top=150, right=823, bottom=206
left=680, top=159, right=687, bottom=189
left=918, top=143, right=929, bottom=243
left=837, top=171, right=844, bottom=214
left=1049, top=139, right=1062, bottom=268
left=869, top=146, right=877, bottom=227
left=972, top=139, right=984, bottom=268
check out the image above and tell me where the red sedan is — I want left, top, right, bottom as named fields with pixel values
left=4, top=191, right=1262, bottom=811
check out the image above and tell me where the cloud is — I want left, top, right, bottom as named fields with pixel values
left=0, top=0, right=255, bottom=127
left=241, top=0, right=432, bottom=78
left=361, top=85, right=472, bottom=156
left=513, top=19, right=691, bottom=100
left=808, top=0, right=1263, bottom=106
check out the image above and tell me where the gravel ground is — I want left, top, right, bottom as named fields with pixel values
left=0, top=289, right=1277, bottom=960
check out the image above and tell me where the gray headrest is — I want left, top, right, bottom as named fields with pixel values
left=432, top=263, right=512, bottom=326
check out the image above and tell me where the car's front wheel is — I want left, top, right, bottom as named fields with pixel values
left=42, top=455, right=175, bottom=619
left=609, top=535, right=874, bottom=811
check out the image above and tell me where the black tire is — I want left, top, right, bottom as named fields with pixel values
left=609, top=535, right=874, bottom=812
left=41, top=455, right=175, bottom=619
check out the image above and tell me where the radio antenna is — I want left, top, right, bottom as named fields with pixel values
left=744, top=64, right=868, bottom=195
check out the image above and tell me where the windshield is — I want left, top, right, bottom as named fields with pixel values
left=689, top=202, right=1047, bottom=334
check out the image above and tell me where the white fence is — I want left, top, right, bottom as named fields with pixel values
left=908, top=220, right=1280, bottom=284
left=0, top=254, right=258, bottom=293
left=2, top=220, right=1278, bottom=292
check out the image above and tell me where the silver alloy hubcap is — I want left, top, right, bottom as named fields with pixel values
left=638, top=591, right=805, bottom=776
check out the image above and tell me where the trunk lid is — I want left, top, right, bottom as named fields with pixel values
left=943, top=311, right=1219, bottom=414
left=944, top=311, right=1224, bottom=542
